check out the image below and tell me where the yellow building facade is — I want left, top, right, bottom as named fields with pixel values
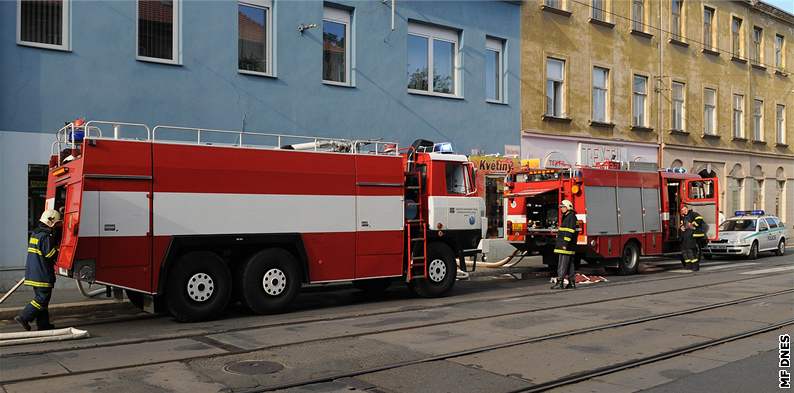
left=520, top=0, right=794, bottom=225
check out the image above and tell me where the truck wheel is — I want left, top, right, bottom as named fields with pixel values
left=775, top=239, right=786, bottom=256
left=240, top=248, right=300, bottom=314
left=409, top=242, right=457, bottom=298
left=748, top=241, right=759, bottom=260
left=353, top=278, right=392, bottom=295
left=166, top=251, right=232, bottom=322
left=618, top=242, right=640, bottom=275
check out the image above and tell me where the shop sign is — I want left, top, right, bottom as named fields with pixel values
left=469, top=156, right=520, bottom=174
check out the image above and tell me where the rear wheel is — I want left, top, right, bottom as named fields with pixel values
left=166, top=251, right=232, bottom=322
left=775, top=239, right=786, bottom=256
left=409, top=242, right=457, bottom=298
left=748, top=241, right=759, bottom=260
left=239, top=248, right=301, bottom=314
left=618, top=242, right=640, bottom=275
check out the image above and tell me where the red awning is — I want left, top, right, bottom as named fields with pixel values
left=505, top=185, right=558, bottom=198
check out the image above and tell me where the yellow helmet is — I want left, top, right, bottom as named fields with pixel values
left=560, top=199, right=574, bottom=210
left=39, top=209, right=61, bottom=227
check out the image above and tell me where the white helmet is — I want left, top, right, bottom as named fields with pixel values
left=39, top=209, right=61, bottom=227
left=560, top=199, right=573, bottom=210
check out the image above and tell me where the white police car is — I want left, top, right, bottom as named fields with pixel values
left=703, top=210, right=786, bottom=259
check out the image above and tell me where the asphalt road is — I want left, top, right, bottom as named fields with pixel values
left=0, top=253, right=792, bottom=393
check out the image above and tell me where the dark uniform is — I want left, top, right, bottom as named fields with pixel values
left=681, top=210, right=706, bottom=271
left=553, top=209, right=578, bottom=287
left=18, top=223, right=59, bottom=329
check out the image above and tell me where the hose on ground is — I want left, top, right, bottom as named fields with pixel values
left=465, top=249, right=528, bottom=269
left=76, top=279, right=106, bottom=298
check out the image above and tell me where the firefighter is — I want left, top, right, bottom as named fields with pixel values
left=14, top=209, right=61, bottom=331
left=680, top=205, right=706, bottom=271
left=552, top=199, right=578, bottom=289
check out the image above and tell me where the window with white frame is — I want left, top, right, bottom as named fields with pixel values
left=733, top=94, right=744, bottom=138
left=704, top=88, right=717, bottom=135
left=592, top=67, right=609, bottom=122
left=238, top=0, right=272, bottom=75
left=407, top=23, right=459, bottom=96
left=777, top=104, right=786, bottom=145
left=671, top=0, right=683, bottom=40
left=732, top=17, right=743, bottom=58
left=485, top=37, right=505, bottom=103
left=776, top=34, right=785, bottom=69
left=672, top=81, right=686, bottom=131
left=753, top=99, right=763, bottom=141
left=17, top=0, right=70, bottom=50
left=546, top=58, right=565, bottom=117
left=632, top=0, right=644, bottom=32
left=323, top=6, right=351, bottom=84
left=752, top=26, right=763, bottom=63
left=633, top=75, right=648, bottom=127
left=703, top=7, right=714, bottom=50
left=138, top=0, right=180, bottom=63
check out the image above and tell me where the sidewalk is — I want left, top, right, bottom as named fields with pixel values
left=0, top=280, right=129, bottom=320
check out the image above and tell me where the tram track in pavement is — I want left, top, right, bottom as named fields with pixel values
left=0, top=273, right=791, bottom=387
left=0, top=259, right=789, bottom=359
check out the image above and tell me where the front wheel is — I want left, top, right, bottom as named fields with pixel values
left=408, top=242, right=457, bottom=298
left=775, top=239, right=786, bottom=256
left=166, top=251, right=232, bottom=322
left=618, top=242, right=640, bottom=275
left=748, top=241, right=759, bottom=260
left=239, top=248, right=301, bottom=315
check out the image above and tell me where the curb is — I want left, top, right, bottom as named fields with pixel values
left=0, top=299, right=133, bottom=321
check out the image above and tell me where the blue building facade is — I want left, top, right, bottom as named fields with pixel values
left=0, top=0, right=521, bottom=287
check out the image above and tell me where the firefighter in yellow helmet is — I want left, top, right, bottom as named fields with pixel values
left=15, top=209, right=61, bottom=331
left=552, top=199, right=578, bottom=289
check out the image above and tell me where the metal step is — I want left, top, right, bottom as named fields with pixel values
left=411, top=256, right=425, bottom=260
left=410, top=238, right=424, bottom=242
left=405, top=219, right=424, bottom=224
left=405, top=186, right=420, bottom=190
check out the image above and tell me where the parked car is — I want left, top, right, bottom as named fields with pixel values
left=703, top=211, right=786, bottom=260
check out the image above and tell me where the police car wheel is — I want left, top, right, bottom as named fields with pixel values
left=409, top=242, right=456, bottom=298
left=166, top=251, right=232, bottom=322
left=748, top=241, right=759, bottom=260
left=240, top=248, right=300, bottom=315
left=775, top=239, right=786, bottom=256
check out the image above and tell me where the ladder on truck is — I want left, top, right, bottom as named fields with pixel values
left=404, top=169, right=427, bottom=282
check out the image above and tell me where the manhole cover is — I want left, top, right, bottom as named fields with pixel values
left=223, top=360, right=284, bottom=375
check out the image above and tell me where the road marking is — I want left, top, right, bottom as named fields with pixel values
left=740, top=266, right=794, bottom=275
left=701, top=262, right=759, bottom=271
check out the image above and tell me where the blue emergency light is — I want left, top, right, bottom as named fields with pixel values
left=433, top=142, right=454, bottom=154
left=735, top=210, right=764, bottom=216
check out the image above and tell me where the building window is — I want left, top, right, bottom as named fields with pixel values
left=632, top=75, right=648, bottom=127
left=546, top=58, right=565, bottom=117
left=238, top=0, right=272, bottom=75
left=138, top=0, right=180, bottom=63
left=727, top=177, right=743, bottom=214
left=776, top=34, right=785, bottom=69
left=752, top=26, right=763, bottom=64
left=704, top=88, right=716, bottom=135
left=777, top=180, right=786, bottom=220
left=733, top=94, right=744, bottom=138
left=632, top=0, right=644, bottom=32
left=17, top=0, right=70, bottom=50
left=592, top=0, right=606, bottom=22
left=407, top=23, right=459, bottom=97
left=323, top=6, right=351, bottom=85
left=671, top=0, right=683, bottom=40
left=778, top=104, right=787, bottom=145
left=703, top=7, right=714, bottom=50
left=545, top=0, right=563, bottom=9
left=753, top=99, right=763, bottom=141
left=732, top=17, right=743, bottom=58
left=592, top=67, right=609, bottom=122
left=485, top=37, right=505, bottom=103
left=672, top=81, right=685, bottom=131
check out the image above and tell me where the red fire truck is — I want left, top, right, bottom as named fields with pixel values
left=504, top=162, right=719, bottom=274
left=46, top=121, right=485, bottom=321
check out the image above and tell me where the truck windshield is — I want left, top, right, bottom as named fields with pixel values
left=720, top=219, right=756, bottom=232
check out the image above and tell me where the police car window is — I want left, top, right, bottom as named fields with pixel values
left=446, top=164, right=468, bottom=195
left=759, top=220, right=769, bottom=231
left=687, top=180, right=715, bottom=199
left=766, top=218, right=778, bottom=228
left=720, top=219, right=756, bottom=231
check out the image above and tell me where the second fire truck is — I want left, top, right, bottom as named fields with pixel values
left=46, top=120, right=485, bottom=321
left=504, top=162, right=719, bottom=274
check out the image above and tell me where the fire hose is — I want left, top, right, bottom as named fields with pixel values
left=465, top=249, right=528, bottom=268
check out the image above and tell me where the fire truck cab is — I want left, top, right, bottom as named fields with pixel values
left=504, top=162, right=719, bottom=274
left=45, top=121, right=485, bottom=322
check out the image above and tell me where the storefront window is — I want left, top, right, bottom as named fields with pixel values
left=727, top=177, right=743, bottom=215
left=485, top=176, right=505, bottom=238
left=751, top=179, right=763, bottom=210
left=28, top=164, right=48, bottom=232
left=777, top=180, right=786, bottom=221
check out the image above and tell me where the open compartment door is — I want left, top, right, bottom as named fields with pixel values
left=682, top=178, right=719, bottom=240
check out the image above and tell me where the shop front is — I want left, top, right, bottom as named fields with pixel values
left=520, top=132, right=658, bottom=168
left=469, top=155, right=520, bottom=239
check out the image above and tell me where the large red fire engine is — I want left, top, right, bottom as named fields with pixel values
left=46, top=121, right=485, bottom=321
left=504, top=162, right=719, bottom=274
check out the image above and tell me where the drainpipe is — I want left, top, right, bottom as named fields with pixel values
left=657, top=0, right=664, bottom=167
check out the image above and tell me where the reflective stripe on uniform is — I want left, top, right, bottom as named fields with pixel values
left=563, top=236, right=571, bottom=242
left=559, top=227, right=576, bottom=233
left=693, top=233, right=705, bottom=237
left=27, top=247, right=42, bottom=255
left=24, top=280, right=53, bottom=288
left=29, top=237, right=39, bottom=245
left=45, top=248, right=57, bottom=258
left=554, top=248, right=575, bottom=255
left=30, top=300, right=42, bottom=310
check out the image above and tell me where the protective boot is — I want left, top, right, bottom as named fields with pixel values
left=565, top=280, right=576, bottom=289
left=14, top=316, right=31, bottom=331
left=551, top=278, right=565, bottom=290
